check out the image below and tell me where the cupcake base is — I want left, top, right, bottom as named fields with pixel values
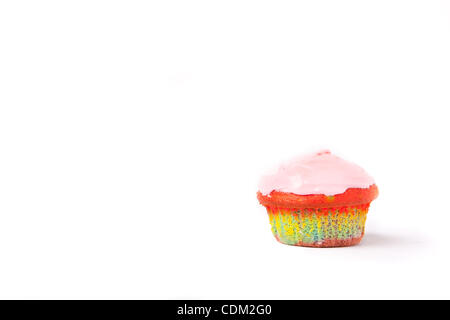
left=266, top=204, right=369, bottom=247
left=273, top=234, right=363, bottom=248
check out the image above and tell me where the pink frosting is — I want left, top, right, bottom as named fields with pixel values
left=258, top=150, right=375, bottom=196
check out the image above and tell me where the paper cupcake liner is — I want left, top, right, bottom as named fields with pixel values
left=266, top=204, right=370, bottom=247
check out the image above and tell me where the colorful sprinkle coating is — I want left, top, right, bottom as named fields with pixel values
left=266, top=204, right=369, bottom=247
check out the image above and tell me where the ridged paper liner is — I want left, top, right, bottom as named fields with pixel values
left=266, top=204, right=370, bottom=247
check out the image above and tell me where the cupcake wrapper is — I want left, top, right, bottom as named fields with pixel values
left=266, top=204, right=369, bottom=247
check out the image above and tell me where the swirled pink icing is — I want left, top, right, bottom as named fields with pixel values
left=258, top=150, right=375, bottom=196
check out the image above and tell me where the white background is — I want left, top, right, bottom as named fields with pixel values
left=1, top=1, right=450, bottom=299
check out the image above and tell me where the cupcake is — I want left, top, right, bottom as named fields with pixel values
left=257, top=150, right=378, bottom=247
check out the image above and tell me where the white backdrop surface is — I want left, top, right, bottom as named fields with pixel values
left=1, top=1, right=450, bottom=299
